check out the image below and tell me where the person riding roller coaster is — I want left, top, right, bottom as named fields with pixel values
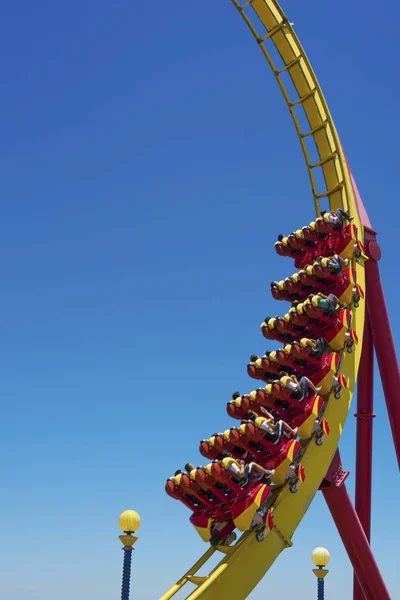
left=219, top=453, right=275, bottom=487
left=320, top=208, right=354, bottom=230
left=298, top=337, right=326, bottom=360
left=309, top=292, right=346, bottom=318
left=245, top=408, right=298, bottom=444
left=315, top=253, right=349, bottom=275
left=279, top=372, right=322, bottom=402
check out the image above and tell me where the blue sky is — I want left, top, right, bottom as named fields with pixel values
left=1, top=1, right=399, bottom=599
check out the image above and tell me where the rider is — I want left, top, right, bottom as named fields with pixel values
left=220, top=453, right=275, bottom=487
left=279, top=371, right=322, bottom=402
left=299, top=337, right=326, bottom=360
left=311, top=292, right=345, bottom=317
left=320, top=208, right=354, bottom=230
left=317, top=254, right=349, bottom=275
left=245, top=409, right=298, bottom=444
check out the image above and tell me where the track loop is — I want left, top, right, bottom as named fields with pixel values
left=232, top=0, right=353, bottom=215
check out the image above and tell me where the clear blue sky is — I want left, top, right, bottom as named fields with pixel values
left=1, top=1, right=399, bottom=599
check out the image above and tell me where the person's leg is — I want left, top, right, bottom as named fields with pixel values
left=279, top=420, right=298, bottom=438
left=273, top=420, right=285, bottom=442
left=250, top=462, right=275, bottom=477
left=326, top=294, right=340, bottom=316
left=336, top=208, right=352, bottom=222
left=299, top=377, right=308, bottom=400
left=313, top=337, right=325, bottom=359
left=240, top=464, right=252, bottom=487
left=328, top=256, right=342, bottom=274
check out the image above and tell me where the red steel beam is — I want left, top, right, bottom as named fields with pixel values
left=365, top=248, right=400, bottom=468
left=353, top=317, right=375, bottom=600
left=322, top=483, right=391, bottom=600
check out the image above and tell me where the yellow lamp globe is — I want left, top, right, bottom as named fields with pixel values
left=311, top=547, right=330, bottom=567
left=119, top=510, right=141, bottom=533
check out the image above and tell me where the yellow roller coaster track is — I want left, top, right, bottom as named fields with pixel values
left=159, top=1, right=366, bottom=599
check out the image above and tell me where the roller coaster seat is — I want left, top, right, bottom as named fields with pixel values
left=165, top=477, right=205, bottom=511
left=199, top=438, right=221, bottom=460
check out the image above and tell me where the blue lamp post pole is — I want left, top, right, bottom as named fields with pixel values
left=119, top=510, right=140, bottom=600
left=311, top=547, right=330, bottom=600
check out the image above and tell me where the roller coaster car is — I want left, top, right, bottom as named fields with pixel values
left=226, top=427, right=263, bottom=457
left=313, top=216, right=337, bottom=235
left=268, top=348, right=296, bottom=369
left=181, top=472, right=224, bottom=507
left=237, top=395, right=329, bottom=446
left=261, top=316, right=302, bottom=344
left=270, top=439, right=306, bottom=491
left=284, top=338, right=324, bottom=364
left=227, top=397, right=271, bottom=421
left=241, top=421, right=290, bottom=456
left=227, top=392, right=303, bottom=422
left=302, top=225, right=322, bottom=242
left=254, top=383, right=306, bottom=411
left=247, top=355, right=282, bottom=381
left=192, top=466, right=236, bottom=502
left=224, top=430, right=306, bottom=491
left=274, top=237, right=299, bottom=259
left=189, top=482, right=274, bottom=544
left=287, top=223, right=359, bottom=270
left=278, top=265, right=357, bottom=305
left=190, top=509, right=236, bottom=545
left=165, top=475, right=211, bottom=512
left=334, top=223, right=359, bottom=260
left=199, top=432, right=249, bottom=462
left=289, top=395, right=330, bottom=444
left=211, top=464, right=275, bottom=526
left=269, top=305, right=357, bottom=353
left=199, top=437, right=222, bottom=461
left=286, top=230, right=306, bottom=250
left=268, top=345, right=341, bottom=396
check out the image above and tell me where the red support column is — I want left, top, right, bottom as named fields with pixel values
left=365, top=252, right=400, bottom=467
left=322, top=484, right=391, bottom=600
left=353, top=318, right=375, bottom=600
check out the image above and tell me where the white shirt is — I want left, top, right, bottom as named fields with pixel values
left=285, top=380, right=298, bottom=392
left=259, top=420, right=273, bottom=433
left=227, top=463, right=241, bottom=475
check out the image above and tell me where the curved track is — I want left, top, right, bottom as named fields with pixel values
left=159, top=2, right=367, bottom=599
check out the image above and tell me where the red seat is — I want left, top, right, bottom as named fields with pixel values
left=243, top=422, right=285, bottom=455
left=165, top=478, right=207, bottom=511
left=199, top=440, right=221, bottom=461
left=210, top=461, right=244, bottom=494
left=192, top=468, right=234, bottom=502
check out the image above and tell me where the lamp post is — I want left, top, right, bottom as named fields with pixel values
left=119, top=510, right=140, bottom=600
left=311, top=547, right=330, bottom=600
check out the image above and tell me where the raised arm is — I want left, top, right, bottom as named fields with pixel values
left=260, top=406, right=274, bottom=420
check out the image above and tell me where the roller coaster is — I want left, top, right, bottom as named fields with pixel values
left=158, top=2, right=400, bottom=599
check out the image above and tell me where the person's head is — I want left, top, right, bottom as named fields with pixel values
left=279, top=371, right=288, bottom=378
left=321, top=210, right=327, bottom=216
left=185, top=463, right=195, bottom=473
left=174, top=470, right=183, bottom=476
left=244, top=411, right=257, bottom=422
left=277, top=234, right=284, bottom=242
left=220, top=451, right=230, bottom=459
left=249, top=354, right=258, bottom=363
left=232, top=391, right=241, bottom=400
